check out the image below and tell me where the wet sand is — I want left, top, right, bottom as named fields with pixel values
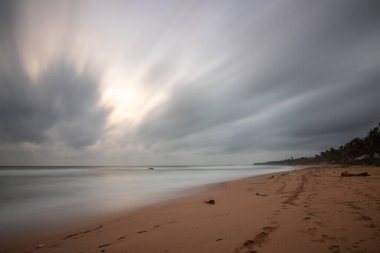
left=2, top=166, right=379, bottom=253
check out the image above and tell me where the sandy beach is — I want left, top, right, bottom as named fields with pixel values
left=2, top=166, right=379, bottom=253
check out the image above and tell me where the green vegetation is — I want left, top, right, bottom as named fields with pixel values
left=255, top=122, right=380, bottom=166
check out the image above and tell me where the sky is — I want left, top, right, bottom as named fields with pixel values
left=0, top=0, right=379, bottom=166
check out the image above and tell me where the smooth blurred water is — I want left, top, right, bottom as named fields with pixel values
left=0, top=165, right=293, bottom=238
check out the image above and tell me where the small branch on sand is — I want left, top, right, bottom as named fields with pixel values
left=63, top=225, right=103, bottom=240
left=255, top=192, right=267, bottom=196
left=341, top=171, right=369, bottom=177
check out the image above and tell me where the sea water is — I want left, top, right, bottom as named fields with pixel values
left=0, top=165, right=293, bottom=238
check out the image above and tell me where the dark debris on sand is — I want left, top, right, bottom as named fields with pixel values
left=204, top=199, right=216, bottom=204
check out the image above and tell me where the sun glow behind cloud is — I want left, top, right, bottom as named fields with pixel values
left=10, top=0, right=175, bottom=134
left=1, top=0, right=380, bottom=165
left=100, top=68, right=169, bottom=127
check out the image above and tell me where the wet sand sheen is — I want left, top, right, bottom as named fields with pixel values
left=1, top=166, right=379, bottom=253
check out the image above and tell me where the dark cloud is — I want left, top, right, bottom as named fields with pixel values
left=0, top=0, right=18, bottom=40
left=0, top=59, right=109, bottom=148
left=0, top=0, right=109, bottom=150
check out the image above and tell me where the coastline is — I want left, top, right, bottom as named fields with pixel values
left=2, top=166, right=379, bottom=253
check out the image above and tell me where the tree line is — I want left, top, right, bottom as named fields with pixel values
left=255, top=122, right=380, bottom=166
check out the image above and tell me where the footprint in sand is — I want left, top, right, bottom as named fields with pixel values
left=348, top=203, right=362, bottom=210
left=251, top=226, right=276, bottom=247
left=235, top=226, right=277, bottom=252
left=358, top=215, right=372, bottom=221
left=243, top=240, right=254, bottom=247
left=365, top=223, right=376, bottom=229
left=329, top=245, right=340, bottom=253
left=321, top=234, right=336, bottom=241
left=305, top=227, right=317, bottom=236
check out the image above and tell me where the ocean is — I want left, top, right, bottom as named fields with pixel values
left=0, top=165, right=293, bottom=238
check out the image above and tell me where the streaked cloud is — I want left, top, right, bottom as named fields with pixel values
left=1, top=0, right=379, bottom=165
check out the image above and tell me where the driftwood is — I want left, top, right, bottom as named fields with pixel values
left=341, top=171, right=369, bottom=177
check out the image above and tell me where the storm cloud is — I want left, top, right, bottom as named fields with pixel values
left=0, top=0, right=109, bottom=150
left=0, top=59, right=109, bottom=148
left=1, top=0, right=380, bottom=165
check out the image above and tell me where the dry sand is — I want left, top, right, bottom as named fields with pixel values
left=2, top=166, right=380, bottom=253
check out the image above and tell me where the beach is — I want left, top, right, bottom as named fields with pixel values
left=1, top=166, right=379, bottom=253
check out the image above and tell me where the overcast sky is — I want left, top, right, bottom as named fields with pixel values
left=1, top=0, right=379, bottom=166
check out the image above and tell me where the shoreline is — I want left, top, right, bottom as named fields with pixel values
left=2, top=165, right=379, bottom=252
left=0, top=167, right=294, bottom=243
left=0, top=166, right=294, bottom=242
